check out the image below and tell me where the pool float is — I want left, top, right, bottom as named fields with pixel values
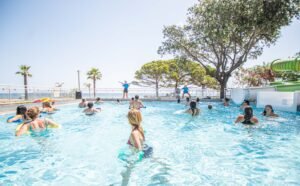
left=118, top=145, right=153, bottom=162
left=7, top=116, right=22, bottom=123
left=33, top=98, right=54, bottom=103
left=15, top=121, right=61, bottom=135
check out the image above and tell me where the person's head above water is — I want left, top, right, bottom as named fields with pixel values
left=16, top=105, right=27, bottom=115
left=244, top=107, right=253, bottom=121
left=208, top=105, right=213, bottom=110
left=189, top=101, right=198, bottom=116
left=87, top=102, right=94, bottom=109
left=263, top=105, right=274, bottom=116
left=96, top=97, right=101, bottom=101
left=177, top=98, right=181, bottom=103
left=128, top=109, right=142, bottom=126
left=27, top=107, right=40, bottom=120
left=117, top=99, right=120, bottom=103
left=43, top=102, right=52, bottom=108
left=131, top=97, right=134, bottom=101
left=225, top=98, right=230, bottom=102
left=186, top=97, right=190, bottom=102
left=196, top=97, right=200, bottom=103
left=135, top=95, right=139, bottom=100
left=82, top=99, right=86, bottom=102
left=243, top=100, right=250, bottom=106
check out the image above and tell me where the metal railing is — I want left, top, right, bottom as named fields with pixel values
left=0, top=84, right=230, bottom=102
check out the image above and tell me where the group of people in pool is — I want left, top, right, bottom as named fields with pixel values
left=77, top=95, right=152, bottom=157
left=180, top=95, right=279, bottom=125
left=224, top=99, right=279, bottom=125
left=8, top=102, right=60, bottom=136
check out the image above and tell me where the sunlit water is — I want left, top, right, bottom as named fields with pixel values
left=0, top=101, right=300, bottom=185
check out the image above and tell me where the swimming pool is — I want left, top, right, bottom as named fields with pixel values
left=0, top=101, right=300, bottom=185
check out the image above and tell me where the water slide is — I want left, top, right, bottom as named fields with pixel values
left=271, top=58, right=300, bottom=72
left=270, top=58, right=300, bottom=92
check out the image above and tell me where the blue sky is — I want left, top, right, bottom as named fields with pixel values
left=0, top=0, right=299, bottom=89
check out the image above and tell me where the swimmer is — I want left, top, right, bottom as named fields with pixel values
left=51, top=101, right=59, bottom=111
left=120, top=80, right=131, bottom=99
left=196, top=97, right=200, bottom=105
left=41, top=102, right=55, bottom=113
left=185, top=97, right=190, bottom=106
left=235, top=107, right=258, bottom=125
left=16, top=107, right=60, bottom=136
left=182, top=84, right=191, bottom=98
left=240, top=100, right=250, bottom=110
left=7, top=105, right=29, bottom=123
left=129, top=95, right=145, bottom=110
left=223, top=98, right=230, bottom=106
left=79, top=99, right=87, bottom=108
left=208, top=105, right=213, bottom=110
left=185, top=101, right=200, bottom=116
left=94, top=97, right=104, bottom=104
left=127, top=109, right=153, bottom=157
left=262, top=105, right=279, bottom=117
left=83, top=102, right=100, bottom=115
left=177, top=98, right=181, bottom=103
left=117, top=99, right=121, bottom=104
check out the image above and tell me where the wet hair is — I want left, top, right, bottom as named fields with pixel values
left=131, top=97, right=134, bottom=101
left=117, top=99, right=120, bottom=102
left=87, top=102, right=94, bottom=109
left=27, top=107, right=40, bottom=120
left=186, top=97, right=190, bottom=102
left=96, top=97, right=101, bottom=101
left=190, top=101, right=197, bottom=116
left=177, top=98, right=181, bottom=103
left=196, top=97, right=200, bottom=103
left=82, top=99, right=86, bottom=102
left=135, top=95, right=139, bottom=100
left=225, top=98, right=230, bottom=102
left=244, top=100, right=250, bottom=106
left=16, top=105, right=28, bottom=120
left=263, top=105, right=274, bottom=116
left=128, top=109, right=144, bottom=140
left=244, top=107, right=253, bottom=121
left=208, top=105, right=213, bottom=110
left=43, top=102, right=52, bottom=108
left=16, top=105, right=27, bottom=115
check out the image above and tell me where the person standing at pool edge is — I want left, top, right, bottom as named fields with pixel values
left=120, top=80, right=130, bottom=99
left=182, top=84, right=191, bottom=98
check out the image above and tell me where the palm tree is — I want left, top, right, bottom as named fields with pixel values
left=87, top=68, right=102, bottom=98
left=84, top=82, right=92, bottom=98
left=16, top=65, right=32, bottom=100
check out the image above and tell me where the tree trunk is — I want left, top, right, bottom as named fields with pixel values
left=219, top=76, right=229, bottom=99
left=24, top=74, right=28, bottom=100
left=88, top=87, right=91, bottom=98
left=155, top=79, right=159, bottom=98
left=93, top=79, right=96, bottom=98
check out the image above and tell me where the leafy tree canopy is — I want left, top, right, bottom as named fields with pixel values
left=159, top=0, right=300, bottom=98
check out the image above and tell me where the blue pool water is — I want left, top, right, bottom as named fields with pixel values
left=0, top=101, right=300, bottom=185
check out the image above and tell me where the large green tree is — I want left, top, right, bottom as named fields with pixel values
left=165, top=59, right=218, bottom=89
left=158, top=0, right=300, bottom=98
left=16, top=65, right=32, bottom=100
left=133, top=61, right=168, bottom=97
left=87, top=68, right=102, bottom=98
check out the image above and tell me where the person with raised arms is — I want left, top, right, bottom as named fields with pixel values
left=119, top=80, right=131, bottom=99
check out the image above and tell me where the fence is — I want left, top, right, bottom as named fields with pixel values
left=0, top=84, right=230, bottom=102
